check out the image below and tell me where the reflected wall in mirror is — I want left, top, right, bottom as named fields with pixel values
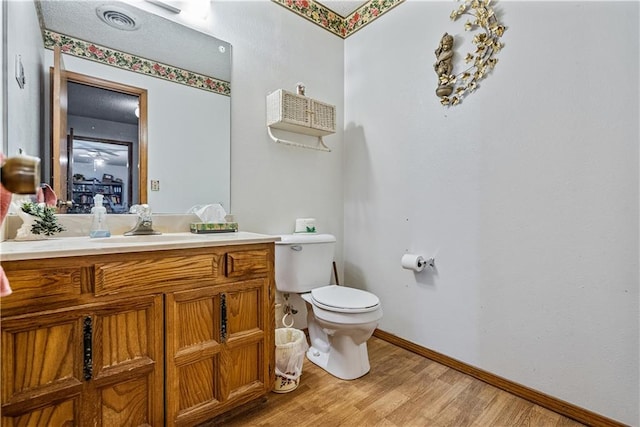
left=5, top=0, right=232, bottom=214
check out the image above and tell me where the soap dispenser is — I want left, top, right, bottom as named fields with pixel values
left=89, top=194, right=111, bottom=238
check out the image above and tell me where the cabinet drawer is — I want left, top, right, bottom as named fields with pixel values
left=95, top=253, right=225, bottom=295
left=1, top=266, right=83, bottom=309
left=226, top=249, right=270, bottom=279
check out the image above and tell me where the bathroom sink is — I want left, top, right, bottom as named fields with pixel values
left=91, top=234, right=207, bottom=244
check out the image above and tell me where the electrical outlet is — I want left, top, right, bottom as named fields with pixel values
left=150, top=180, right=160, bottom=191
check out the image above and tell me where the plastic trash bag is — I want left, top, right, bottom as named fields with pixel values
left=274, top=328, right=308, bottom=393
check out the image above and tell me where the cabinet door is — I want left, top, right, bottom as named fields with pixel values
left=1, top=309, right=84, bottom=426
left=1, top=295, right=163, bottom=427
left=223, top=279, right=270, bottom=403
left=165, top=278, right=272, bottom=427
left=165, top=286, right=225, bottom=427
left=310, top=99, right=336, bottom=133
left=277, top=90, right=311, bottom=128
left=89, top=294, right=164, bottom=427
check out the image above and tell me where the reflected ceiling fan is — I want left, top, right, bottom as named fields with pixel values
left=72, top=140, right=130, bottom=171
left=74, top=147, right=121, bottom=171
left=74, top=140, right=125, bottom=162
left=77, top=148, right=119, bottom=159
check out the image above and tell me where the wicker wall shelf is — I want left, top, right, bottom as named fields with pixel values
left=266, top=89, right=336, bottom=152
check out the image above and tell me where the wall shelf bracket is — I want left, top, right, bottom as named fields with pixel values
left=267, top=127, right=331, bottom=152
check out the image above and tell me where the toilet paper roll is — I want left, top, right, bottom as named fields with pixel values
left=401, top=254, right=426, bottom=272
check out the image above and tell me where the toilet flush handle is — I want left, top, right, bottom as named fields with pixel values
left=290, top=245, right=302, bottom=251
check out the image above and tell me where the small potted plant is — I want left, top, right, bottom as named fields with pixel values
left=14, top=201, right=65, bottom=240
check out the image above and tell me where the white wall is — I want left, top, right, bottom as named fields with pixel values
left=212, top=1, right=345, bottom=254
left=5, top=0, right=43, bottom=160
left=344, top=1, right=639, bottom=425
left=1, top=1, right=5, bottom=153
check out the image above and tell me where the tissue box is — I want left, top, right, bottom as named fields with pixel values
left=294, top=218, right=317, bottom=233
left=190, top=222, right=238, bottom=234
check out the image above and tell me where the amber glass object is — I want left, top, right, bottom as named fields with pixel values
left=0, top=155, right=41, bottom=194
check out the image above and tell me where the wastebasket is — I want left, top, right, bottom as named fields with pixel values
left=273, top=328, right=308, bottom=393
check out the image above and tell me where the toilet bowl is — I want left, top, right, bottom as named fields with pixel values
left=301, top=285, right=382, bottom=380
left=275, top=234, right=383, bottom=380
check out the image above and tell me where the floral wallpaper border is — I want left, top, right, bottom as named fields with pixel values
left=43, top=30, right=231, bottom=96
left=272, top=0, right=404, bottom=38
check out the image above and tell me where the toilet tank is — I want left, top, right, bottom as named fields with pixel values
left=275, top=234, right=336, bottom=293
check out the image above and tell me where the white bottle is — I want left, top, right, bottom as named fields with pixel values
left=89, top=194, right=111, bottom=238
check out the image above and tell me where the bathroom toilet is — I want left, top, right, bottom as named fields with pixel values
left=275, top=234, right=382, bottom=380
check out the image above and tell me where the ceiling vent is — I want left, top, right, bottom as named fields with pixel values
left=96, top=5, right=140, bottom=31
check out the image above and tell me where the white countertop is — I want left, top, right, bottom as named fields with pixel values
left=0, top=232, right=280, bottom=261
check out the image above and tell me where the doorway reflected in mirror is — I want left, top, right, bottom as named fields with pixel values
left=55, top=73, right=148, bottom=213
left=69, top=137, right=133, bottom=214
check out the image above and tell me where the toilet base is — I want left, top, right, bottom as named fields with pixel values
left=306, top=335, right=371, bottom=380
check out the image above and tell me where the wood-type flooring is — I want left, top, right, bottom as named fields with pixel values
left=218, top=337, right=586, bottom=426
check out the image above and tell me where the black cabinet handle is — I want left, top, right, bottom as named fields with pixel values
left=220, top=294, right=227, bottom=343
left=83, top=316, right=93, bottom=381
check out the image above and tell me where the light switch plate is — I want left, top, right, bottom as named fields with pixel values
left=150, top=180, right=160, bottom=191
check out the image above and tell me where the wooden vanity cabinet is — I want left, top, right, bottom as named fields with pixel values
left=1, top=242, right=276, bottom=427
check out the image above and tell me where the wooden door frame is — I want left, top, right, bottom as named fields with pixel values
left=51, top=46, right=68, bottom=210
left=51, top=68, right=148, bottom=205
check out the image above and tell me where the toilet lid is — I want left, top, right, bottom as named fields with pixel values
left=310, top=285, right=380, bottom=313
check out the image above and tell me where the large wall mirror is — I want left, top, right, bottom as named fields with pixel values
left=7, top=0, right=232, bottom=214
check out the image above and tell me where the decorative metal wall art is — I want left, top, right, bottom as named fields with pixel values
left=434, top=33, right=455, bottom=97
left=435, top=0, right=506, bottom=106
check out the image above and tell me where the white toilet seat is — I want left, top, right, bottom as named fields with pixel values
left=310, top=285, right=380, bottom=313
left=301, top=289, right=383, bottom=326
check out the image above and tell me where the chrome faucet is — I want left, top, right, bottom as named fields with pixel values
left=124, top=204, right=160, bottom=236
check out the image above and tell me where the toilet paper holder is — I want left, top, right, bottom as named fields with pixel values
left=401, top=253, right=436, bottom=272
left=418, top=257, right=435, bottom=269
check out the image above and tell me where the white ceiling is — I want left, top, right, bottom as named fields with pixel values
left=316, top=1, right=368, bottom=18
